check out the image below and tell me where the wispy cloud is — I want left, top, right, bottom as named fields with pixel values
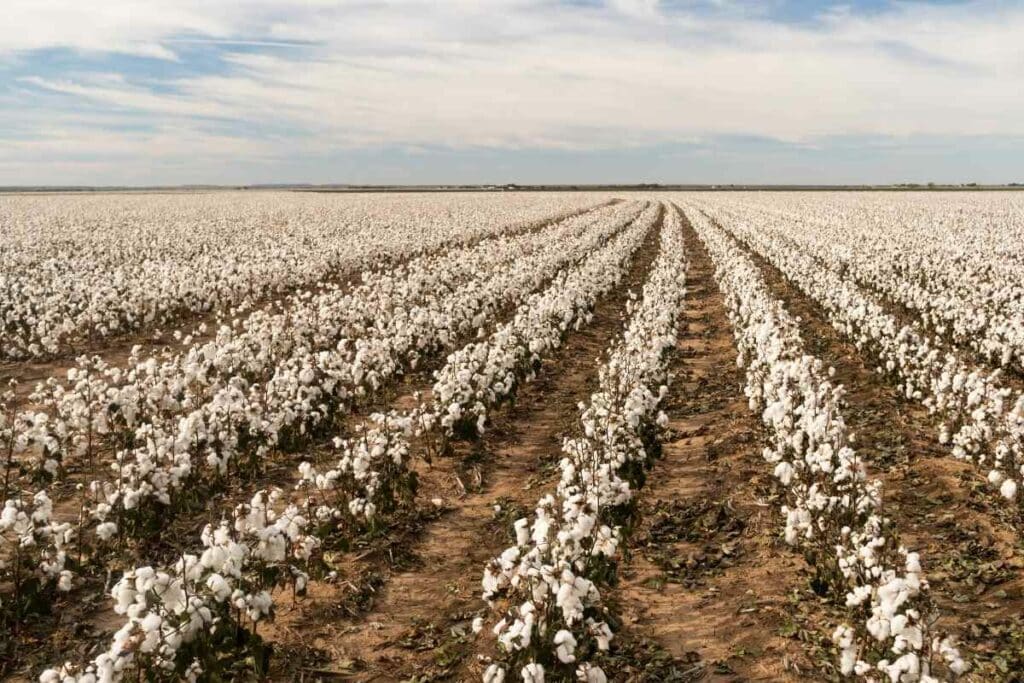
left=1, top=0, right=1021, bottom=184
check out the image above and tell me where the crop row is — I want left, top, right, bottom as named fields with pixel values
left=684, top=204, right=966, bottom=682
left=476, top=203, right=688, bottom=683
left=1, top=192, right=605, bottom=360
left=692, top=199, right=1024, bottom=514
left=33, top=203, right=658, bottom=682
left=702, top=193, right=1024, bottom=375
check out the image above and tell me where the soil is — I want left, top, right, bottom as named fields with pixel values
left=605, top=210, right=827, bottom=682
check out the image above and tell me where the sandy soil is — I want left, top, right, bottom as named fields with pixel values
left=606, top=210, right=822, bottom=682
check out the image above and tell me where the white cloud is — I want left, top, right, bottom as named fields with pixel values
left=2, top=0, right=1023, bottom=183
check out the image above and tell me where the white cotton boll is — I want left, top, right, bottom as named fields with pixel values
left=575, top=664, right=607, bottom=683
left=832, top=625, right=857, bottom=675
left=514, top=518, right=530, bottom=546
left=96, top=522, right=118, bottom=541
left=472, top=616, right=484, bottom=634
left=206, top=573, right=232, bottom=602
left=141, top=612, right=163, bottom=634
left=1000, top=478, right=1017, bottom=500
left=936, top=637, right=969, bottom=676
left=554, top=629, right=577, bottom=663
left=521, top=663, right=545, bottom=683
left=773, top=461, right=795, bottom=486
left=57, top=570, right=73, bottom=592
left=483, top=664, right=506, bottom=683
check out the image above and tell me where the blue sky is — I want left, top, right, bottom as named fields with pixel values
left=1, top=0, right=1022, bottom=185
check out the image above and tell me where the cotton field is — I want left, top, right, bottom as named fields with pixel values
left=2, top=191, right=1024, bottom=682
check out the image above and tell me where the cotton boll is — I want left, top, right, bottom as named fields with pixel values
left=514, top=518, right=530, bottom=546
left=205, top=573, right=232, bottom=602
left=553, top=629, right=577, bottom=663
left=96, top=522, right=118, bottom=541
left=575, top=664, right=607, bottom=683
left=521, top=663, right=545, bottom=683
left=773, top=461, right=795, bottom=486
left=483, top=664, right=506, bottom=683
left=1000, top=478, right=1017, bottom=500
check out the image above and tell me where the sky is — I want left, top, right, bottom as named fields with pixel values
left=1, top=0, right=1022, bottom=186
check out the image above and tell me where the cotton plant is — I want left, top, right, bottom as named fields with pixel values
left=478, top=206, right=689, bottom=681
left=0, top=489, right=75, bottom=626
left=2, top=383, right=37, bottom=502
left=297, top=410, right=419, bottom=531
left=2, top=192, right=606, bottom=361
left=40, top=489, right=319, bottom=682
left=686, top=204, right=967, bottom=681
left=696, top=198, right=1024, bottom=513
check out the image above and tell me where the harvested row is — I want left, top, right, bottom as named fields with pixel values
left=684, top=204, right=967, bottom=681
left=34, top=203, right=661, bottom=682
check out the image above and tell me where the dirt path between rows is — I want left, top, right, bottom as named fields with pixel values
left=603, top=210, right=823, bottom=682
left=723, top=220, right=1024, bottom=679
left=260, top=208, right=663, bottom=681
